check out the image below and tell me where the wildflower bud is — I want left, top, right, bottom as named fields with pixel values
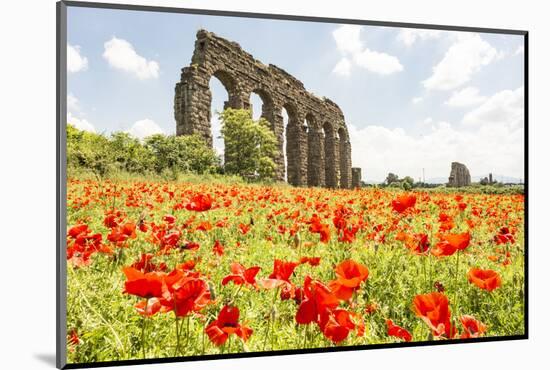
left=270, top=306, right=277, bottom=320
left=208, top=281, right=216, bottom=301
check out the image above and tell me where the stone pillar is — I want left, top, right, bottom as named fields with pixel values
left=338, top=129, right=352, bottom=189
left=268, top=106, right=286, bottom=182
left=286, top=116, right=302, bottom=186
left=175, top=66, right=213, bottom=146
left=351, top=167, right=362, bottom=188
left=324, top=127, right=339, bottom=188
left=298, top=122, right=309, bottom=186
left=307, top=128, right=325, bottom=187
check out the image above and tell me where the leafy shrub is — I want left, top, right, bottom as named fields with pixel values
left=66, top=124, right=220, bottom=178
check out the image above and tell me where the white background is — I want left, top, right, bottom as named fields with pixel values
left=0, top=0, right=547, bottom=369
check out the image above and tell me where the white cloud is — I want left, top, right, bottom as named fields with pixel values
left=349, top=87, right=524, bottom=182
left=332, top=57, right=352, bottom=76
left=397, top=29, right=442, bottom=47
left=411, top=96, right=424, bottom=104
left=423, top=33, right=501, bottom=90
left=332, top=25, right=363, bottom=54
left=103, top=37, right=159, bottom=80
left=353, top=48, right=403, bottom=75
left=67, top=93, right=80, bottom=112
left=462, top=86, right=524, bottom=129
left=514, top=45, right=525, bottom=55
left=67, top=111, right=95, bottom=133
left=126, top=119, right=164, bottom=140
left=445, top=87, right=487, bottom=107
left=331, top=25, right=403, bottom=76
left=67, top=44, right=88, bottom=73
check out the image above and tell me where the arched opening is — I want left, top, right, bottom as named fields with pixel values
left=250, top=92, right=264, bottom=121
left=250, top=89, right=284, bottom=181
left=323, top=122, right=337, bottom=188
left=208, top=70, right=237, bottom=163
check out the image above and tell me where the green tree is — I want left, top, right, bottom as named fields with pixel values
left=110, top=132, right=155, bottom=174
left=385, top=172, right=399, bottom=186
left=219, top=108, right=278, bottom=181
left=402, top=176, right=414, bottom=190
left=66, top=124, right=113, bottom=177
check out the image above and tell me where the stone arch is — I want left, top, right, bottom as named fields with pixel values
left=174, top=29, right=357, bottom=188
left=249, top=88, right=275, bottom=124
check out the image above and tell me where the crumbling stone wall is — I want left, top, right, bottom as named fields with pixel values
left=448, top=162, right=471, bottom=187
left=174, top=30, right=354, bottom=188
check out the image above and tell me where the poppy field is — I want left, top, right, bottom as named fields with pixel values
left=65, top=176, right=525, bottom=364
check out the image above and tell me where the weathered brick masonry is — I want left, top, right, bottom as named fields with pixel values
left=175, top=30, right=360, bottom=188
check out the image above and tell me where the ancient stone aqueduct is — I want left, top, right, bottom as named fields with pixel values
left=175, top=30, right=361, bottom=188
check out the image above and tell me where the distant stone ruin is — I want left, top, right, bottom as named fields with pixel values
left=352, top=168, right=362, bottom=188
left=448, top=162, right=471, bottom=187
left=174, top=29, right=360, bottom=188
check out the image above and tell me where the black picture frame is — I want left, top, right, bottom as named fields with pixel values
left=56, top=1, right=528, bottom=368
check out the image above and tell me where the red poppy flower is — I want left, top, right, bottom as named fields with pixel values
left=494, top=227, right=515, bottom=245
left=238, top=223, right=251, bottom=235
left=413, top=292, right=456, bottom=338
left=67, top=224, right=108, bottom=267
left=318, top=309, right=356, bottom=344
left=107, top=222, right=137, bottom=244
left=134, top=297, right=162, bottom=317
left=299, top=256, right=321, bottom=266
left=431, top=241, right=458, bottom=257
left=295, top=276, right=340, bottom=325
left=205, top=305, right=253, bottom=346
left=195, top=221, right=212, bottom=232
left=259, top=259, right=299, bottom=289
left=329, top=259, right=369, bottom=301
left=459, top=315, right=487, bottom=338
left=68, top=329, right=81, bottom=346
left=386, top=319, right=412, bottom=342
left=391, top=194, right=417, bottom=214
left=221, top=262, right=261, bottom=288
left=431, top=232, right=471, bottom=257
left=180, top=241, right=200, bottom=251
left=68, top=224, right=90, bottom=239
left=213, top=240, right=224, bottom=256
left=308, top=214, right=331, bottom=243
left=438, top=213, right=455, bottom=232
left=104, top=214, right=119, bottom=228
left=468, top=268, right=501, bottom=291
left=122, top=267, right=164, bottom=299
left=396, top=232, right=430, bottom=255
left=185, top=193, right=213, bottom=212
left=169, top=278, right=212, bottom=317
left=338, top=225, right=360, bottom=243
left=163, top=214, right=176, bottom=224
left=130, top=253, right=167, bottom=273
left=443, top=232, right=471, bottom=251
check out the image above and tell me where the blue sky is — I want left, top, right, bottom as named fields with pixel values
left=67, top=6, right=525, bottom=183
